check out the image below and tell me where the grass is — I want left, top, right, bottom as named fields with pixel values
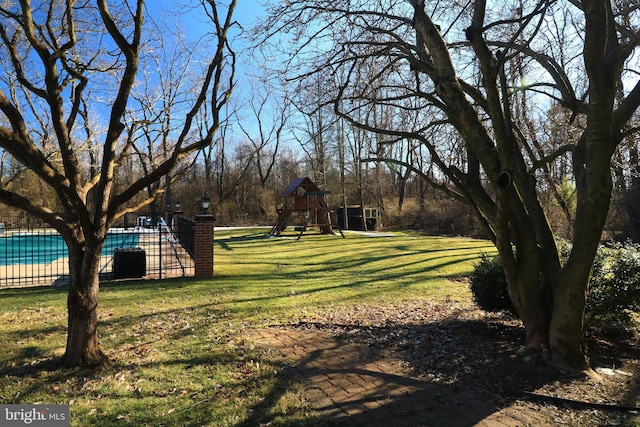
left=0, top=228, right=495, bottom=426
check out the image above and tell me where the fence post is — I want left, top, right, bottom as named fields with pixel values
left=194, top=214, right=216, bottom=278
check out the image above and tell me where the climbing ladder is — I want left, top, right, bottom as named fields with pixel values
left=270, top=208, right=291, bottom=236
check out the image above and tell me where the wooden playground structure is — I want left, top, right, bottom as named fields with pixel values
left=270, top=177, right=344, bottom=240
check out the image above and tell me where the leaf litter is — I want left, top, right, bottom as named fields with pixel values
left=290, top=299, right=640, bottom=426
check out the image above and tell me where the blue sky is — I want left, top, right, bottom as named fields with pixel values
left=146, top=1, right=266, bottom=86
left=146, top=1, right=264, bottom=41
left=142, top=1, right=293, bottom=145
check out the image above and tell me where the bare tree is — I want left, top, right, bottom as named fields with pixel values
left=291, top=72, right=338, bottom=187
left=257, top=0, right=640, bottom=369
left=0, top=0, right=237, bottom=368
left=127, top=22, right=201, bottom=220
left=210, top=113, right=257, bottom=209
left=237, top=77, right=291, bottom=216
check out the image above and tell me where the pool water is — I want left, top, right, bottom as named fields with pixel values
left=0, top=232, right=140, bottom=266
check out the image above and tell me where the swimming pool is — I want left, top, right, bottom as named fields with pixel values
left=0, top=231, right=141, bottom=266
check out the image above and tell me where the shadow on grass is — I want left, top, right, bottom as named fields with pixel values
left=1, top=296, right=639, bottom=425
left=215, top=232, right=275, bottom=251
left=3, top=229, right=636, bottom=425
left=0, top=284, right=68, bottom=301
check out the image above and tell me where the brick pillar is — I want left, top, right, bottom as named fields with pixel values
left=194, top=214, right=216, bottom=278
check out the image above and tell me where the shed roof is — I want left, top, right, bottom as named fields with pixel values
left=278, top=177, right=323, bottom=197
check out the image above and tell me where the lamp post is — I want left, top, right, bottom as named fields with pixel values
left=171, top=199, right=183, bottom=233
left=199, top=192, right=211, bottom=214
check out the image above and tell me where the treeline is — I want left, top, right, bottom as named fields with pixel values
left=2, top=118, right=638, bottom=241
left=130, top=141, right=639, bottom=241
left=165, top=155, right=486, bottom=236
left=2, top=116, right=639, bottom=241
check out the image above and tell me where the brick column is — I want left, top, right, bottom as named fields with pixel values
left=194, top=214, right=216, bottom=278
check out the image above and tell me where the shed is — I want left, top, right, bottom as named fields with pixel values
left=336, top=205, right=379, bottom=231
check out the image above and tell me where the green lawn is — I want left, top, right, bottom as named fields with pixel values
left=0, top=228, right=495, bottom=426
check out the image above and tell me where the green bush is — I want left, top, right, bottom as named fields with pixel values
left=469, top=253, right=517, bottom=316
left=469, top=242, right=640, bottom=323
left=587, top=242, right=640, bottom=322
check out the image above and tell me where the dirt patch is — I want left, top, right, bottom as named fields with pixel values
left=283, top=299, right=640, bottom=426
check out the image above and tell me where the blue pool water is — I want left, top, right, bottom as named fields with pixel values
left=0, top=232, right=140, bottom=266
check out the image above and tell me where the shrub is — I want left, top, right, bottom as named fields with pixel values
left=469, top=253, right=517, bottom=315
left=587, top=242, right=640, bottom=322
left=469, top=242, right=640, bottom=323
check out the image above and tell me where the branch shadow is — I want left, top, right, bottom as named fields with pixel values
left=215, top=232, right=274, bottom=251
left=243, top=316, right=640, bottom=426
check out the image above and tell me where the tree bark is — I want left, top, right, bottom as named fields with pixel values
left=549, top=276, right=589, bottom=369
left=60, top=238, right=111, bottom=368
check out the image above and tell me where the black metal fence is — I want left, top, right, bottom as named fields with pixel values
left=0, top=213, right=194, bottom=287
left=175, top=217, right=196, bottom=257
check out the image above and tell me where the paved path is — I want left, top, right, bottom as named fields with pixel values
left=257, top=327, right=549, bottom=426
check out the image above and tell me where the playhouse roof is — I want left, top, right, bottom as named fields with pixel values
left=278, top=177, right=323, bottom=197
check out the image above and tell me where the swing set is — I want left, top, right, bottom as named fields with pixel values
left=269, top=177, right=344, bottom=240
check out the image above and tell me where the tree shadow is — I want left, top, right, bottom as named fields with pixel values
left=586, top=324, right=640, bottom=413
left=1, top=295, right=637, bottom=426
left=242, top=316, right=640, bottom=426
left=215, top=232, right=275, bottom=251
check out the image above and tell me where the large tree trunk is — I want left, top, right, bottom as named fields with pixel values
left=496, top=220, right=551, bottom=354
left=509, top=274, right=549, bottom=350
left=549, top=275, right=589, bottom=370
left=548, top=160, right=613, bottom=369
left=60, top=239, right=111, bottom=368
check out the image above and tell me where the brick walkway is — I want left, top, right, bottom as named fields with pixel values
left=257, top=327, right=549, bottom=426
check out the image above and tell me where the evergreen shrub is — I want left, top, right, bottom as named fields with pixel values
left=469, top=253, right=517, bottom=316
left=469, top=242, right=640, bottom=323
